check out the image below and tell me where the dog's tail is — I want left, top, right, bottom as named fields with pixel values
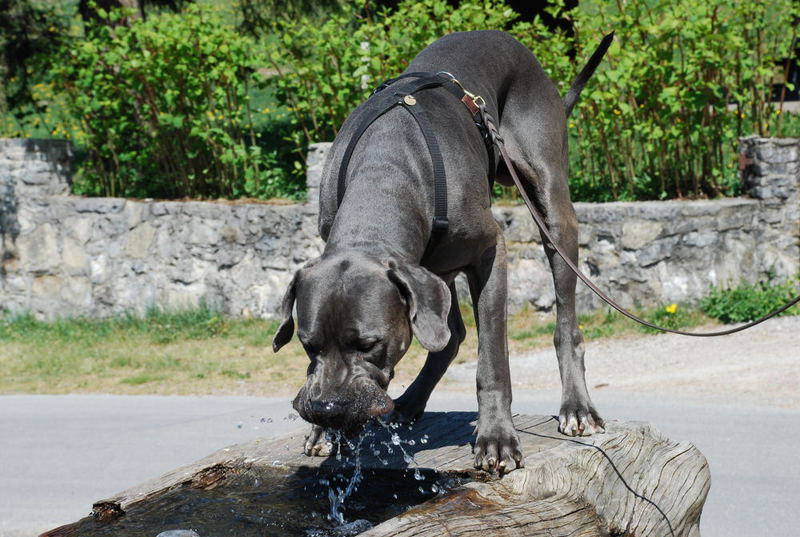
left=563, top=32, right=615, bottom=117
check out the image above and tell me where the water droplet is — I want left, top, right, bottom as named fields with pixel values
left=431, top=483, right=439, bottom=493
left=393, top=493, right=398, bottom=499
left=407, top=439, right=415, bottom=446
left=237, top=422, right=243, bottom=429
left=421, top=435, right=429, bottom=444
left=418, top=486, right=425, bottom=494
left=391, top=433, right=401, bottom=445
left=414, top=469, right=424, bottom=481
left=271, top=459, right=281, bottom=466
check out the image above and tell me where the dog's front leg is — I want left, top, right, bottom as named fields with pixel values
left=303, top=424, right=335, bottom=456
left=392, top=281, right=467, bottom=423
left=467, top=233, right=524, bottom=474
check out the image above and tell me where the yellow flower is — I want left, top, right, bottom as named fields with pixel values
left=665, top=303, right=677, bottom=314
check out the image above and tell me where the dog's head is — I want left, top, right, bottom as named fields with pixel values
left=272, top=252, right=450, bottom=437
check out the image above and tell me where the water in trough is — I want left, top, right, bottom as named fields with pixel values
left=44, top=421, right=467, bottom=537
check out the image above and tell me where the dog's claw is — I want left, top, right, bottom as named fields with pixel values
left=473, top=421, right=524, bottom=476
left=559, top=404, right=605, bottom=437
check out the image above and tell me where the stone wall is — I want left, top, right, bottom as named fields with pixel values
left=0, top=139, right=323, bottom=319
left=1, top=137, right=797, bottom=320
left=505, top=135, right=799, bottom=313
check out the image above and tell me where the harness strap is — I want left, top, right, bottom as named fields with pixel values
left=402, top=97, right=449, bottom=231
left=336, top=97, right=397, bottom=208
left=336, top=72, right=496, bottom=233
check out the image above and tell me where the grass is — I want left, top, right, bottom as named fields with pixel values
left=0, top=305, right=307, bottom=396
left=0, top=300, right=719, bottom=397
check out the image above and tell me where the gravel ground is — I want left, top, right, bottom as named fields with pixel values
left=445, top=315, right=800, bottom=409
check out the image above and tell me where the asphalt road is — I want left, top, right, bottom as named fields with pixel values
left=1, top=392, right=798, bottom=537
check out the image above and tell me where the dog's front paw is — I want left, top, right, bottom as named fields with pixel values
left=302, top=424, right=335, bottom=456
left=559, top=401, right=605, bottom=437
left=473, top=420, right=524, bottom=475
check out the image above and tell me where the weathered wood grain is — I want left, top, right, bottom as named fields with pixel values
left=88, top=413, right=709, bottom=537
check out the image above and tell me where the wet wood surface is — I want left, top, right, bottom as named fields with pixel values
left=91, top=412, right=709, bottom=537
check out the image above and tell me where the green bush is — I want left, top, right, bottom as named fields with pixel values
left=701, top=275, right=800, bottom=323
left=534, top=0, right=800, bottom=201
left=0, top=0, right=75, bottom=138
left=268, top=0, right=800, bottom=202
left=9, top=0, right=797, bottom=202
left=266, top=0, right=516, bottom=153
left=55, top=4, right=297, bottom=200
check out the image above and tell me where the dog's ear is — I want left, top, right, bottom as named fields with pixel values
left=272, top=271, right=299, bottom=352
left=387, top=261, right=451, bottom=352
left=273, top=257, right=321, bottom=352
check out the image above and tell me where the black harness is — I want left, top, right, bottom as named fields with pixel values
left=336, top=71, right=496, bottom=233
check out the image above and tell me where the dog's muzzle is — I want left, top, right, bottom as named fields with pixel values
left=293, top=380, right=394, bottom=437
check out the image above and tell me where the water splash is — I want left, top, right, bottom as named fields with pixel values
left=320, top=419, right=455, bottom=529
left=327, top=431, right=366, bottom=525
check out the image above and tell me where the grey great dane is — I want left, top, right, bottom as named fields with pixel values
left=273, top=30, right=611, bottom=474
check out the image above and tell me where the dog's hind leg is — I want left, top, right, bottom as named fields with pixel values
left=535, top=182, right=604, bottom=437
left=498, top=103, right=604, bottom=437
left=391, top=281, right=466, bottom=423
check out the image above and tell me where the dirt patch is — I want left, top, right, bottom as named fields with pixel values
left=446, top=315, right=800, bottom=409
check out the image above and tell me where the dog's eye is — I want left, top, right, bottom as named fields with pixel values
left=355, top=338, right=378, bottom=353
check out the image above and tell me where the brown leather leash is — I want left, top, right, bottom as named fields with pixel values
left=466, top=91, right=800, bottom=337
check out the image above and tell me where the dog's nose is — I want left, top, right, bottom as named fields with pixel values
left=310, top=399, right=345, bottom=418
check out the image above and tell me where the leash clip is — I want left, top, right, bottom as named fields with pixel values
left=439, top=72, right=487, bottom=109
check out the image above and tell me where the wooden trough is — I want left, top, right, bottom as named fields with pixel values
left=44, top=412, right=709, bottom=537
